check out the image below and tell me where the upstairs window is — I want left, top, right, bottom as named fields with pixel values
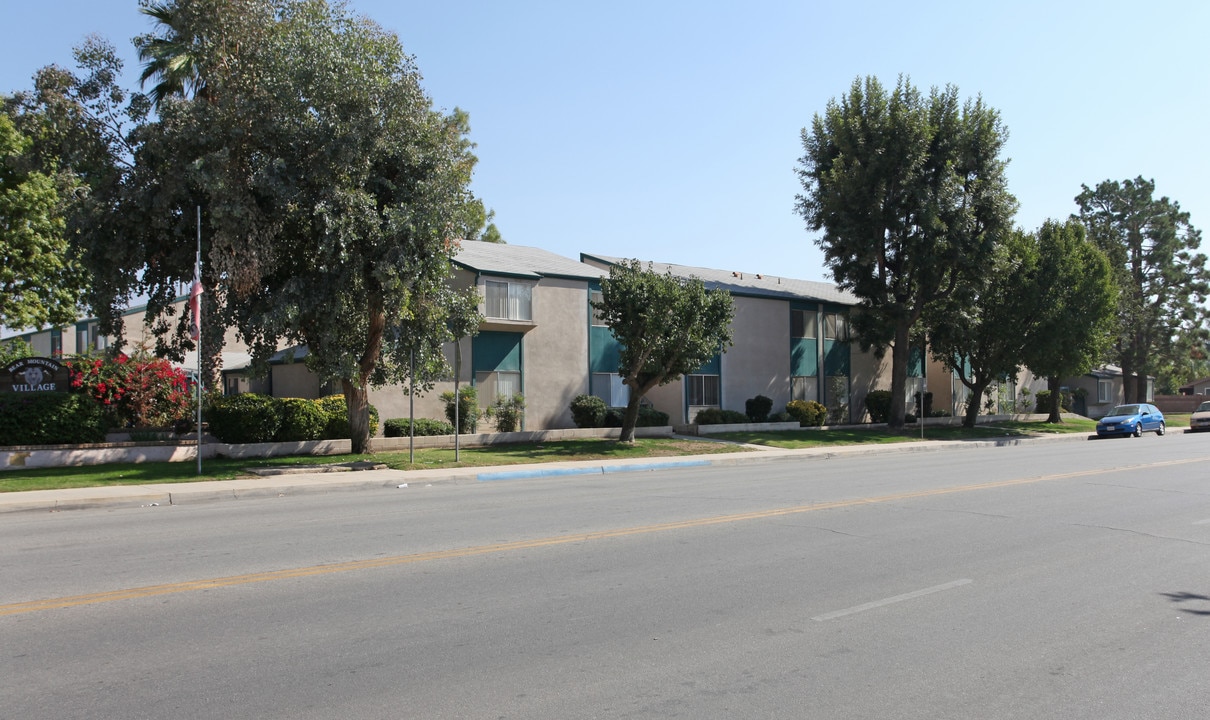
left=485, top=280, right=532, bottom=321
left=791, top=309, right=817, bottom=339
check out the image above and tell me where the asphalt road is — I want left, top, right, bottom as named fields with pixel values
left=3, top=433, right=1210, bottom=719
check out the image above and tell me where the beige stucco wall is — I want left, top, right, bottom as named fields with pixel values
left=646, top=379, right=687, bottom=425
left=720, top=297, right=790, bottom=415
left=520, top=276, right=590, bottom=429
left=370, top=273, right=591, bottom=432
left=848, top=345, right=888, bottom=423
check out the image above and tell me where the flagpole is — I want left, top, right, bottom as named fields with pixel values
left=196, top=205, right=203, bottom=475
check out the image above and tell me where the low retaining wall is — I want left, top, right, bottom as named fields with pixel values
left=1, top=426, right=675, bottom=470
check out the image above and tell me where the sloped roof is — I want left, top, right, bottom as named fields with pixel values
left=580, top=253, right=857, bottom=306
left=452, top=241, right=604, bottom=280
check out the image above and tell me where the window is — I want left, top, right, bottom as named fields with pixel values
left=791, top=375, right=818, bottom=402
left=1097, top=379, right=1112, bottom=404
left=476, top=370, right=521, bottom=407
left=485, top=280, right=532, bottom=321
left=687, top=374, right=720, bottom=407
left=76, top=322, right=108, bottom=352
left=824, top=312, right=849, bottom=341
left=791, top=310, right=817, bottom=339
left=826, top=375, right=850, bottom=423
left=591, top=373, right=629, bottom=406
left=590, top=290, right=606, bottom=326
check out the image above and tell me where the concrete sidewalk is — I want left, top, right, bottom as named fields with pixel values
left=0, top=432, right=1090, bottom=514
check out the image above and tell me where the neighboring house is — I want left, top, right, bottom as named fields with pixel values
left=579, top=254, right=889, bottom=425
left=1179, top=377, right=1210, bottom=396
left=1062, top=365, right=1154, bottom=418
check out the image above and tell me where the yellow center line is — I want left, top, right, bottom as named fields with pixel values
left=3, top=456, right=1203, bottom=617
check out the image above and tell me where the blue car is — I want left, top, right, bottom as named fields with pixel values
left=1096, top=403, right=1166, bottom=438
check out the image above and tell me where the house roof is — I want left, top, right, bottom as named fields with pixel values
left=579, top=253, right=858, bottom=306
left=452, top=241, right=604, bottom=281
left=1179, top=376, right=1210, bottom=390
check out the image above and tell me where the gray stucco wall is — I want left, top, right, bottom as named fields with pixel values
left=720, top=296, right=791, bottom=415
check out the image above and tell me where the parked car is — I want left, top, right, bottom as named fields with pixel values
left=1188, top=401, right=1210, bottom=432
left=1096, top=403, right=1166, bottom=438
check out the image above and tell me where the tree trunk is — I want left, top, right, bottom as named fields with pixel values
left=618, top=391, right=644, bottom=444
left=963, top=378, right=991, bottom=428
left=888, top=322, right=911, bottom=430
left=342, top=379, right=372, bottom=455
left=1120, top=357, right=1136, bottom=404
left=1046, top=375, right=1063, bottom=424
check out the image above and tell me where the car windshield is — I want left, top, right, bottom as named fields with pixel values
left=1198, top=402, right=1210, bottom=413
left=1110, top=405, right=1140, bottom=416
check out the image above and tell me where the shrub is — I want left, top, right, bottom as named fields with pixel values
left=384, top=417, right=455, bottom=437
left=637, top=405, right=669, bottom=427
left=316, top=394, right=379, bottom=439
left=206, top=393, right=282, bottom=444
left=598, top=404, right=669, bottom=428
left=769, top=411, right=793, bottom=423
left=865, top=390, right=893, bottom=423
left=485, top=393, right=525, bottom=433
left=745, top=395, right=773, bottom=423
left=785, top=399, right=827, bottom=427
left=905, top=412, right=917, bottom=424
left=570, top=394, right=607, bottom=428
left=440, top=386, right=478, bottom=433
left=913, top=391, right=933, bottom=418
left=275, top=398, right=327, bottom=442
left=65, top=352, right=193, bottom=428
left=1035, top=389, right=1073, bottom=413
left=0, top=392, right=108, bottom=445
left=694, top=408, right=749, bottom=425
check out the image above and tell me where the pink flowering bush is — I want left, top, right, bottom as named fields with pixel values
left=65, top=353, right=194, bottom=428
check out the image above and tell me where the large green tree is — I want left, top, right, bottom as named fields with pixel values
left=1019, top=219, right=1117, bottom=422
left=1076, top=177, right=1209, bottom=402
left=796, top=76, right=1017, bottom=429
left=0, top=111, right=83, bottom=331
left=592, top=260, right=734, bottom=443
left=926, top=230, right=1038, bottom=427
left=78, top=0, right=484, bottom=453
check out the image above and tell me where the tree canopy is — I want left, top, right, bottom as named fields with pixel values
left=0, top=110, right=84, bottom=331
left=592, top=259, right=734, bottom=442
left=1019, top=219, right=1117, bottom=421
left=26, top=0, right=485, bottom=453
left=796, top=75, right=1017, bottom=428
left=1076, top=177, right=1208, bottom=402
left=926, top=229, right=1038, bottom=427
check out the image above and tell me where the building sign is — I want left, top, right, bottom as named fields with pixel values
left=4, top=357, right=66, bottom=393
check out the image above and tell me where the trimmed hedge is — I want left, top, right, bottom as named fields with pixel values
left=0, top=392, right=108, bottom=445
left=785, top=399, right=827, bottom=427
left=570, top=394, right=607, bottom=428
left=275, top=397, right=327, bottom=442
left=745, top=395, right=773, bottom=423
left=206, top=394, right=378, bottom=444
left=694, top=408, right=749, bottom=425
left=207, top=394, right=282, bottom=444
left=316, top=394, right=379, bottom=440
left=865, top=390, right=893, bottom=423
left=384, top=417, right=455, bottom=437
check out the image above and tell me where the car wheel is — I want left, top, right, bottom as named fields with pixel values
left=1132, top=424, right=1142, bottom=438
left=1157, top=422, right=1166, bottom=436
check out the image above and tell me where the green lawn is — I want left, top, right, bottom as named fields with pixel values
left=0, top=437, right=745, bottom=493
left=1, top=418, right=1100, bottom=493
left=710, top=417, right=1099, bottom=449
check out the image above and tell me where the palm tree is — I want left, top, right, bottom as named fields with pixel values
left=135, top=1, right=205, bottom=108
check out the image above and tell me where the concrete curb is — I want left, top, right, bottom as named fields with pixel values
left=0, top=431, right=1094, bottom=514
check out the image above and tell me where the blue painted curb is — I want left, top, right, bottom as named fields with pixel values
left=601, top=459, right=712, bottom=473
left=477, top=458, right=712, bottom=482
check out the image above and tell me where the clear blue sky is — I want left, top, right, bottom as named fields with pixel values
left=3, top=0, right=1207, bottom=284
